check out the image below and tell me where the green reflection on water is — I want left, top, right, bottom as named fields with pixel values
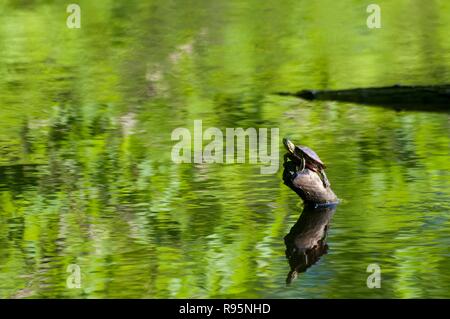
left=0, top=0, right=449, bottom=298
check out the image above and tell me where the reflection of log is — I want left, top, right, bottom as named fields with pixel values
left=283, top=161, right=338, bottom=204
left=284, top=203, right=336, bottom=284
left=277, top=84, right=450, bottom=112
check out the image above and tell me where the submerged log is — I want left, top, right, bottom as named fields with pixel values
left=283, top=160, right=338, bottom=204
left=284, top=203, right=336, bottom=284
left=277, top=84, right=450, bottom=112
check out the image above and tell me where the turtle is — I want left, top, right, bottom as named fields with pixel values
left=283, top=138, right=330, bottom=188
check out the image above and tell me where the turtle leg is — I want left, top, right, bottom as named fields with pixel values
left=319, top=169, right=330, bottom=188
left=299, top=157, right=305, bottom=172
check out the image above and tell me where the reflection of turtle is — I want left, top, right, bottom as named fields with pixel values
left=283, top=138, right=330, bottom=188
left=284, top=202, right=337, bottom=285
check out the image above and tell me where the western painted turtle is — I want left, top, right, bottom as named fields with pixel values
left=283, top=138, right=330, bottom=188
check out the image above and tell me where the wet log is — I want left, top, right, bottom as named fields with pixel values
left=284, top=203, right=336, bottom=284
left=283, top=161, right=338, bottom=204
left=277, top=84, right=450, bottom=112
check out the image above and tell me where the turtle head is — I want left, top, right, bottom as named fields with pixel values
left=283, top=138, right=296, bottom=154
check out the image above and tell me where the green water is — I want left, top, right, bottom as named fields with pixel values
left=0, top=0, right=449, bottom=298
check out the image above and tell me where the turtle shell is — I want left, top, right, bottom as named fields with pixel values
left=296, top=145, right=325, bottom=167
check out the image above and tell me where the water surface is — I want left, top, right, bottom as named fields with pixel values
left=0, top=0, right=449, bottom=298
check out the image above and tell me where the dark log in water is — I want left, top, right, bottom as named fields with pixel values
left=283, top=161, right=338, bottom=204
left=284, top=203, right=337, bottom=284
left=277, top=84, right=450, bottom=112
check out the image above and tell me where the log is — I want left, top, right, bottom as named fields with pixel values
left=284, top=203, right=337, bottom=284
left=283, top=160, right=338, bottom=204
left=277, top=84, right=450, bottom=112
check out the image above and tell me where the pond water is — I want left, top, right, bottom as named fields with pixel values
left=0, top=0, right=449, bottom=298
